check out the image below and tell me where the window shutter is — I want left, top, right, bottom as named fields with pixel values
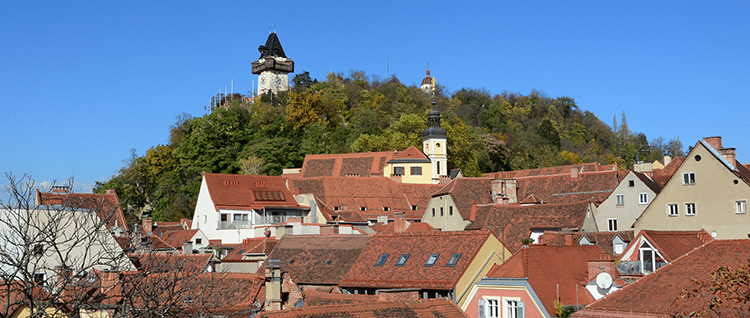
left=478, top=299, right=485, bottom=318
left=519, top=301, right=525, bottom=318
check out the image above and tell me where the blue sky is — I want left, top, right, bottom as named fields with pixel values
left=2, top=1, right=749, bottom=193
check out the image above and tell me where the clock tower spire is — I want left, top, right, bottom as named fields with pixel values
left=252, top=32, right=294, bottom=96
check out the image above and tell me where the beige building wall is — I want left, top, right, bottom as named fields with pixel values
left=382, top=162, right=434, bottom=184
left=596, top=171, right=658, bottom=232
left=634, top=143, right=750, bottom=239
left=454, top=234, right=511, bottom=308
left=421, top=195, right=471, bottom=231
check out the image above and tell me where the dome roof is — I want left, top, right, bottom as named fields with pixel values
left=422, top=108, right=447, bottom=140
left=421, top=69, right=434, bottom=86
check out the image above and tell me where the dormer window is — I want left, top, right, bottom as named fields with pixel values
left=375, top=253, right=389, bottom=267
left=425, top=253, right=440, bottom=267
left=395, top=254, right=410, bottom=267
left=446, top=253, right=461, bottom=267
left=383, top=207, right=390, bottom=212
left=411, top=205, right=417, bottom=211
left=360, top=206, right=367, bottom=211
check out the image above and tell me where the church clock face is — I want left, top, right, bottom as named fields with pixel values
left=259, top=74, right=268, bottom=91
left=273, top=74, right=284, bottom=89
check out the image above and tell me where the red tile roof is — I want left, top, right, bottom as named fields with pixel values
left=632, top=170, right=662, bottom=194
left=286, top=177, right=442, bottom=221
left=340, top=231, right=498, bottom=290
left=35, top=188, right=129, bottom=233
left=487, top=245, right=608, bottom=315
left=203, top=173, right=302, bottom=211
left=161, top=229, right=199, bottom=250
left=483, top=162, right=617, bottom=179
left=267, top=235, right=372, bottom=285
left=576, top=240, right=750, bottom=317
left=466, top=201, right=592, bottom=252
left=300, top=289, right=380, bottom=307
left=539, top=231, right=635, bottom=258
left=258, top=298, right=468, bottom=318
left=300, top=150, right=397, bottom=178
left=128, top=253, right=212, bottom=273
left=636, top=229, right=713, bottom=262
left=222, top=237, right=278, bottom=262
left=514, top=170, right=626, bottom=204
left=431, top=178, right=495, bottom=220
left=652, top=157, right=683, bottom=188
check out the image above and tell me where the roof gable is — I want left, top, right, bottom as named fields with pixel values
left=340, top=231, right=493, bottom=290
left=36, top=189, right=129, bottom=232
left=487, top=245, right=606, bottom=315
left=300, top=151, right=397, bottom=178
left=432, top=178, right=494, bottom=220
left=203, top=173, right=300, bottom=212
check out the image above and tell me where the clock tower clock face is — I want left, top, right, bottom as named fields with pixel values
left=273, top=74, right=285, bottom=89
left=259, top=74, right=268, bottom=92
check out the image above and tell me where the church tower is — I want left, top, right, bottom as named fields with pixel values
left=422, top=104, right=448, bottom=184
left=420, top=68, right=435, bottom=95
left=252, top=32, right=294, bottom=96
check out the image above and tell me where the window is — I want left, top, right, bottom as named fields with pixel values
left=506, top=300, right=524, bottom=318
left=34, top=273, right=46, bottom=286
left=639, top=193, right=648, bottom=204
left=411, top=166, right=422, bottom=176
left=683, top=172, right=696, bottom=185
left=432, top=208, right=435, bottom=217
left=221, top=214, right=228, bottom=222
left=395, top=254, right=410, bottom=266
left=394, top=166, right=404, bottom=176
left=234, top=214, right=242, bottom=221
left=686, top=203, right=696, bottom=216
left=383, top=207, right=390, bottom=212
left=614, top=242, right=624, bottom=255
left=668, top=204, right=679, bottom=216
left=616, top=194, right=624, bottom=206
left=737, top=200, right=747, bottom=214
left=446, top=253, right=461, bottom=267
left=360, top=206, right=367, bottom=211
left=411, top=205, right=417, bottom=211
left=449, top=206, right=453, bottom=216
left=375, top=253, right=389, bottom=266
left=440, top=207, right=444, bottom=216
left=33, top=244, right=44, bottom=256
left=437, top=161, right=441, bottom=176
left=487, top=299, right=500, bottom=318
left=628, top=180, right=635, bottom=187
left=425, top=253, right=440, bottom=267
left=195, top=238, right=202, bottom=245
left=608, top=218, right=618, bottom=232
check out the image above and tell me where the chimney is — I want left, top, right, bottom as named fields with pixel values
left=183, top=240, right=193, bottom=254
left=265, top=260, right=282, bottom=311
left=491, top=178, right=517, bottom=205
left=106, top=189, right=116, bottom=195
left=394, top=217, right=408, bottom=233
left=564, top=233, right=574, bottom=246
left=587, top=259, right=618, bottom=283
left=719, top=148, right=737, bottom=167
left=703, top=136, right=722, bottom=150
left=377, top=215, right=389, bottom=225
left=570, top=166, right=580, bottom=179
left=663, top=155, right=672, bottom=166
left=142, top=218, right=153, bottom=235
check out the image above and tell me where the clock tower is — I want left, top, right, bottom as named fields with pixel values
left=252, top=32, right=294, bottom=96
left=422, top=103, right=448, bottom=184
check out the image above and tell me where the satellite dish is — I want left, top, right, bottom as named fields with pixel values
left=596, top=272, right=613, bottom=289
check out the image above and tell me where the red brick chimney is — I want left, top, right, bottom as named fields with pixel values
left=564, top=234, right=574, bottom=246
left=491, top=178, right=518, bottom=205
left=587, top=259, right=618, bottom=282
left=142, top=218, right=153, bottom=235
left=719, top=148, right=737, bottom=167
left=393, top=217, right=408, bottom=233
left=703, top=136, right=722, bottom=150
left=570, top=166, right=580, bottom=179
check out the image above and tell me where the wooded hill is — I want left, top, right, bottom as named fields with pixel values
left=94, top=70, right=684, bottom=223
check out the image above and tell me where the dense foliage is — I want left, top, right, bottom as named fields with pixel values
left=95, top=71, right=684, bottom=222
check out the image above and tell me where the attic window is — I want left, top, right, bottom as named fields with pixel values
left=425, top=253, right=440, bottom=267
left=628, top=180, right=635, bottom=187
left=334, top=206, right=340, bottom=211
left=395, top=254, right=410, bottom=267
left=695, top=155, right=702, bottom=161
left=375, top=253, right=390, bottom=267
left=254, top=191, right=286, bottom=201
left=360, top=207, right=367, bottom=211
left=383, top=207, right=390, bottom=212
left=411, top=205, right=417, bottom=211
left=446, top=253, right=461, bottom=267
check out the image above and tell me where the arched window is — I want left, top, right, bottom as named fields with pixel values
left=437, top=161, right=441, bottom=176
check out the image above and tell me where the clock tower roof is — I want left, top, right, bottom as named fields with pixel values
left=422, top=107, right=447, bottom=140
left=258, top=32, right=287, bottom=59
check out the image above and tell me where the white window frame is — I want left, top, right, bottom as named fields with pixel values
left=737, top=200, right=747, bottom=214
left=668, top=204, right=678, bottom=216
left=683, top=172, right=696, bottom=185
left=639, top=193, right=648, bottom=204
left=686, top=203, right=696, bottom=216
left=486, top=298, right=501, bottom=318
left=503, top=297, right=524, bottom=318
left=616, top=194, right=624, bottom=206
left=608, top=218, right=618, bottom=232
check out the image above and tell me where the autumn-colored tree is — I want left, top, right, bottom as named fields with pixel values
left=671, top=260, right=750, bottom=317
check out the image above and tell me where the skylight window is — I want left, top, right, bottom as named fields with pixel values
left=325, top=260, right=333, bottom=265
left=425, top=253, right=440, bottom=267
left=375, top=253, right=389, bottom=267
left=236, top=249, right=245, bottom=255
left=289, top=259, right=295, bottom=265
left=395, top=254, right=410, bottom=267
left=446, top=253, right=461, bottom=267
